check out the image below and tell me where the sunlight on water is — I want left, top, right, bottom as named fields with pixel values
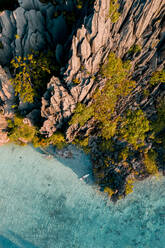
left=0, top=144, right=164, bottom=248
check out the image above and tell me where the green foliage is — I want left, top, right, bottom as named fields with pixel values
left=100, top=139, right=115, bottom=152
left=104, top=187, right=114, bottom=197
left=119, top=147, right=130, bottom=161
left=143, top=150, right=158, bottom=175
left=125, top=177, right=135, bottom=195
left=149, top=69, right=165, bottom=85
left=69, top=103, right=94, bottom=127
left=70, top=53, right=135, bottom=141
left=10, top=52, right=53, bottom=103
left=32, top=132, right=66, bottom=149
left=7, top=116, right=36, bottom=145
left=152, top=99, right=165, bottom=134
left=100, top=118, right=120, bottom=140
left=93, top=53, right=135, bottom=139
left=143, top=88, right=150, bottom=97
left=127, top=44, right=141, bottom=56
left=120, top=109, right=150, bottom=149
left=7, top=114, right=65, bottom=149
left=73, top=137, right=90, bottom=153
left=73, top=78, right=81, bottom=84
left=109, top=0, right=120, bottom=23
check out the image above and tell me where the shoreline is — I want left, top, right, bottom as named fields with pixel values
left=1, top=139, right=164, bottom=201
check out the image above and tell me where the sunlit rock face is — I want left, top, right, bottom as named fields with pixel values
left=65, top=0, right=165, bottom=81
left=0, top=0, right=67, bottom=65
left=0, top=66, right=15, bottom=115
left=0, top=66, right=15, bottom=145
left=41, top=0, right=165, bottom=137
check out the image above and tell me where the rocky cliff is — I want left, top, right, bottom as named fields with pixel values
left=41, top=0, right=165, bottom=135
left=40, top=0, right=165, bottom=199
left=0, top=0, right=165, bottom=199
left=0, top=0, right=68, bottom=65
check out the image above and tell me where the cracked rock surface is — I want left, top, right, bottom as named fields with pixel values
left=41, top=0, right=165, bottom=136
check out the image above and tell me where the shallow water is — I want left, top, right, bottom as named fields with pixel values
left=0, top=144, right=164, bottom=248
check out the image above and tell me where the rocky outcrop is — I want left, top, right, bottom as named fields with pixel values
left=38, top=0, right=165, bottom=199
left=40, top=75, right=98, bottom=136
left=41, top=0, right=165, bottom=137
left=40, top=76, right=76, bottom=136
left=0, top=66, right=15, bottom=145
left=0, top=114, right=9, bottom=146
left=0, top=0, right=67, bottom=65
left=0, top=0, right=165, bottom=197
left=0, top=66, right=15, bottom=115
left=65, top=0, right=164, bottom=82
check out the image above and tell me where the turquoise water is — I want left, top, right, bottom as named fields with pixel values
left=0, top=144, right=164, bottom=248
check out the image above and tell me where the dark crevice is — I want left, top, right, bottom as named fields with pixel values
left=0, top=0, right=19, bottom=11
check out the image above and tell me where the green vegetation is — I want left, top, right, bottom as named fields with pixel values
left=109, top=0, right=120, bottom=23
left=119, top=109, right=150, bottom=149
left=7, top=43, right=164, bottom=199
left=119, top=147, right=130, bottom=161
left=152, top=100, right=165, bottom=133
left=7, top=114, right=66, bottom=149
left=100, top=139, right=115, bottom=152
left=73, top=78, right=81, bottom=84
left=69, top=51, right=164, bottom=198
left=73, top=137, right=90, bottom=153
left=104, top=187, right=115, bottom=197
left=69, top=103, right=94, bottom=127
left=8, top=115, right=66, bottom=149
left=143, top=150, right=158, bottom=176
left=10, top=52, right=54, bottom=103
left=127, top=44, right=141, bottom=56
left=61, top=0, right=86, bottom=28
left=7, top=116, right=36, bottom=145
left=125, top=177, right=135, bottom=195
left=32, top=132, right=66, bottom=149
left=70, top=53, right=136, bottom=141
left=149, top=69, right=165, bottom=85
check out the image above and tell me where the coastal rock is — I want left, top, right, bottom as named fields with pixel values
left=40, top=76, right=76, bottom=136
left=0, top=0, right=165, bottom=197
left=64, top=0, right=165, bottom=85
left=0, top=114, right=9, bottom=146
left=40, top=0, right=165, bottom=137
left=0, top=0, right=67, bottom=65
left=0, top=66, right=15, bottom=115
left=40, top=75, right=99, bottom=136
left=0, top=66, right=15, bottom=145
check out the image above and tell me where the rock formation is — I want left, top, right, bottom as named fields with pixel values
left=41, top=0, right=165, bottom=137
left=0, top=66, right=15, bottom=145
left=0, top=0, right=67, bottom=65
left=0, top=0, right=165, bottom=198
left=39, top=0, right=165, bottom=198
